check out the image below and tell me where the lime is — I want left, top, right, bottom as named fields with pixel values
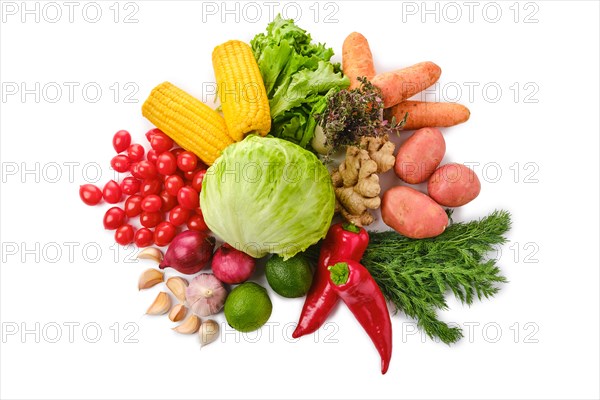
left=265, top=254, right=313, bottom=298
left=224, top=282, right=272, bottom=332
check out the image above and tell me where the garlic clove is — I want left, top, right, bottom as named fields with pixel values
left=138, top=268, right=164, bottom=290
left=166, top=276, right=189, bottom=303
left=198, top=319, right=220, bottom=347
left=137, top=247, right=164, bottom=263
left=172, top=315, right=201, bottom=334
left=168, top=303, right=187, bottom=322
left=146, top=292, right=171, bottom=315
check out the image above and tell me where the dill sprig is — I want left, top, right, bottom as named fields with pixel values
left=362, top=210, right=511, bottom=344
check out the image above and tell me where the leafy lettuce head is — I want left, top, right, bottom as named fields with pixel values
left=200, top=135, right=335, bottom=259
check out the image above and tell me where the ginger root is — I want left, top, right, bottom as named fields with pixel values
left=331, top=135, right=396, bottom=226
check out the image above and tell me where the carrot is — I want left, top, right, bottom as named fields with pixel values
left=386, top=101, right=470, bottom=130
left=342, top=32, right=376, bottom=90
left=371, top=62, right=441, bottom=108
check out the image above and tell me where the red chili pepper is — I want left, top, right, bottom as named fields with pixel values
left=292, top=223, right=369, bottom=338
left=328, top=260, right=393, bottom=374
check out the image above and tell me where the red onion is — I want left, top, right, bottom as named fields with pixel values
left=211, top=243, right=256, bottom=284
left=159, top=231, right=215, bottom=275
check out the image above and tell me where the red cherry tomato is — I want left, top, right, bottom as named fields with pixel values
left=191, top=169, right=206, bottom=192
left=140, top=178, right=162, bottom=196
left=103, top=207, right=126, bottom=230
left=127, top=144, right=145, bottom=162
left=187, top=211, right=209, bottom=232
left=164, top=175, right=185, bottom=197
left=141, top=194, right=162, bottom=212
left=124, top=195, right=143, bottom=217
left=140, top=211, right=162, bottom=228
left=171, top=148, right=185, bottom=158
left=177, top=151, right=198, bottom=172
left=79, top=184, right=102, bottom=206
left=159, top=190, right=178, bottom=212
left=177, top=186, right=199, bottom=210
left=145, top=128, right=162, bottom=142
left=136, top=161, right=158, bottom=179
left=147, top=149, right=159, bottom=164
left=102, top=180, right=122, bottom=204
left=150, top=131, right=174, bottom=153
left=156, top=152, right=177, bottom=176
left=168, top=205, right=190, bottom=226
left=154, top=221, right=177, bottom=246
left=134, top=228, right=154, bottom=247
left=120, top=177, right=140, bottom=195
left=113, top=130, right=131, bottom=153
left=183, top=169, right=197, bottom=181
left=130, top=163, right=142, bottom=179
left=110, top=154, right=130, bottom=173
left=115, top=224, right=135, bottom=245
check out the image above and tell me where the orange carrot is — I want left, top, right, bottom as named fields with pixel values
left=386, top=101, right=470, bottom=130
left=371, top=62, right=441, bottom=108
left=342, top=32, right=376, bottom=90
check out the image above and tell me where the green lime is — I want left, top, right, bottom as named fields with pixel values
left=224, top=282, right=272, bottom=332
left=265, top=253, right=313, bottom=298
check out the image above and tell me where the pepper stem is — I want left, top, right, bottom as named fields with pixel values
left=342, top=223, right=360, bottom=234
left=328, top=262, right=350, bottom=286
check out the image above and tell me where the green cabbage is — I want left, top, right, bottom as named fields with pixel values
left=200, top=135, right=335, bottom=260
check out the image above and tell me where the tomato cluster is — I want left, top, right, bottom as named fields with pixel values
left=79, top=129, right=209, bottom=247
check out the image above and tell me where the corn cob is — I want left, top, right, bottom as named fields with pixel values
left=142, top=82, right=233, bottom=165
left=212, top=40, right=271, bottom=141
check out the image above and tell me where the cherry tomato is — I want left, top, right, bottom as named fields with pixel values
left=183, top=169, right=198, bottom=181
left=141, top=194, right=162, bottom=212
left=110, top=154, right=130, bottom=173
left=150, top=131, right=174, bottom=153
left=103, top=207, right=126, bottom=230
left=191, top=169, right=207, bottom=192
left=171, top=148, right=185, bottom=158
left=113, top=130, right=131, bottom=153
left=187, top=211, right=208, bottom=232
left=127, top=143, right=145, bottom=162
left=159, top=190, right=178, bottom=212
left=124, top=195, right=143, bottom=217
left=115, top=224, right=135, bottom=245
left=103, top=180, right=122, bottom=204
left=154, top=221, right=177, bottom=246
left=136, top=160, right=158, bottom=179
left=79, top=184, right=102, bottom=206
left=140, top=178, right=162, bottom=196
left=169, top=205, right=190, bottom=226
left=156, top=152, right=177, bottom=176
left=140, top=211, right=162, bottom=228
left=147, top=149, right=159, bottom=164
left=134, top=228, right=154, bottom=247
left=130, top=163, right=142, bottom=179
left=177, top=186, right=199, bottom=210
left=177, top=151, right=198, bottom=172
left=164, top=175, right=185, bottom=197
left=145, top=128, right=162, bottom=142
left=120, top=177, right=140, bottom=195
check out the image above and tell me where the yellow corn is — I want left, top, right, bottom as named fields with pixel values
left=212, top=40, right=271, bottom=141
left=142, top=82, right=233, bottom=165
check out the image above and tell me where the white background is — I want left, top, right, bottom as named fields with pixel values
left=1, top=1, right=599, bottom=399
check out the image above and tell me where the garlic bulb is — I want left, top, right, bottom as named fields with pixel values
left=186, top=274, right=227, bottom=317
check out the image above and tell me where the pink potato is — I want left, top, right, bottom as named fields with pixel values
left=428, top=163, right=481, bottom=207
left=394, top=127, right=446, bottom=184
left=381, top=186, right=448, bottom=239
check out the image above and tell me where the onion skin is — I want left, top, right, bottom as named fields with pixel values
left=159, top=231, right=215, bottom=275
left=212, top=243, right=256, bottom=284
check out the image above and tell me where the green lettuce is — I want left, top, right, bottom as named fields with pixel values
left=200, top=135, right=335, bottom=260
left=251, top=15, right=349, bottom=149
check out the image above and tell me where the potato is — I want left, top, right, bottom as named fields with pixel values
left=428, top=163, right=481, bottom=207
left=394, top=127, right=445, bottom=184
left=381, top=186, right=448, bottom=239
